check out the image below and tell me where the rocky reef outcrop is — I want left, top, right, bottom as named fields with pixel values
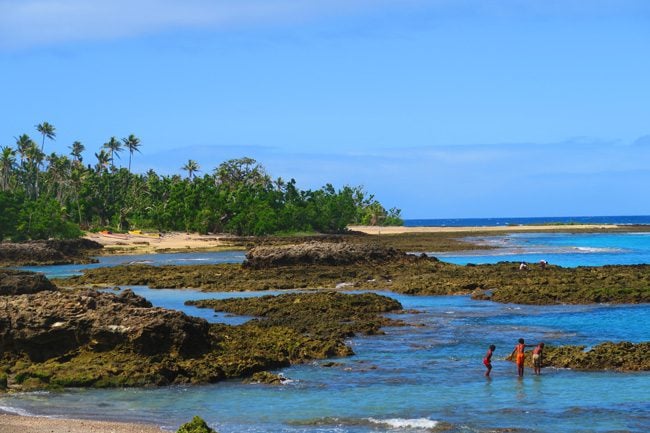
left=0, top=270, right=57, bottom=296
left=507, top=341, right=649, bottom=371
left=243, top=241, right=407, bottom=268
left=0, top=238, right=103, bottom=266
left=66, top=257, right=650, bottom=305
left=0, top=286, right=402, bottom=390
left=0, top=289, right=211, bottom=362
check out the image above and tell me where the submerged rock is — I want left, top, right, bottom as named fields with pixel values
left=0, top=270, right=57, bottom=296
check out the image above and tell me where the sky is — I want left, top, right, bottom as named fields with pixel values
left=1, top=0, right=649, bottom=219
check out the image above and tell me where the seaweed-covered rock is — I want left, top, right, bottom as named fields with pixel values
left=541, top=341, right=650, bottom=371
left=0, top=270, right=58, bottom=296
left=507, top=341, right=649, bottom=371
left=188, top=291, right=403, bottom=339
left=0, top=239, right=102, bottom=266
left=177, top=416, right=218, bottom=433
left=244, top=241, right=406, bottom=268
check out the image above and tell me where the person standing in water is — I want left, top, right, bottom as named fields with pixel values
left=532, top=342, right=545, bottom=375
left=510, top=338, right=532, bottom=377
left=483, top=344, right=496, bottom=377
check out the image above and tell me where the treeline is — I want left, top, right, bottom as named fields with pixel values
left=0, top=123, right=402, bottom=240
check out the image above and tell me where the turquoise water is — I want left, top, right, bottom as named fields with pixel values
left=432, top=232, right=650, bottom=267
left=2, top=233, right=649, bottom=432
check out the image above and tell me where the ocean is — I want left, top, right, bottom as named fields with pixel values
left=404, top=215, right=650, bottom=227
left=3, top=230, right=650, bottom=433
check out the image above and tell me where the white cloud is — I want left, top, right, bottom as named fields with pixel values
left=0, top=0, right=411, bottom=49
left=2, top=0, right=648, bottom=49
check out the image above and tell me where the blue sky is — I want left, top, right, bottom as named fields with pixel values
left=1, top=0, right=649, bottom=218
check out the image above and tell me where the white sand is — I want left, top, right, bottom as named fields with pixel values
left=0, top=414, right=168, bottom=433
left=348, top=224, right=615, bottom=235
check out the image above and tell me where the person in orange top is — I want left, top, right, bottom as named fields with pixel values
left=483, top=344, right=496, bottom=377
left=510, top=338, right=533, bottom=377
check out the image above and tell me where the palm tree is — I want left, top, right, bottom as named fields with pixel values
left=36, top=122, right=56, bottom=152
left=15, top=134, right=35, bottom=166
left=69, top=141, right=85, bottom=164
left=121, top=134, right=141, bottom=173
left=103, top=137, right=123, bottom=170
left=0, top=146, right=16, bottom=191
left=94, top=149, right=110, bottom=173
left=182, top=159, right=200, bottom=180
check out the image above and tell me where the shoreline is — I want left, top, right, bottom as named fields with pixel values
left=84, top=224, right=630, bottom=256
left=0, top=413, right=168, bottom=433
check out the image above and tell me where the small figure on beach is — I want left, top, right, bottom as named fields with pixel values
left=519, top=262, right=528, bottom=271
left=511, top=338, right=532, bottom=377
left=539, top=259, right=548, bottom=269
left=483, top=344, right=496, bottom=377
left=532, top=342, right=545, bottom=375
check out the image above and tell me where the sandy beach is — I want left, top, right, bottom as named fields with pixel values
left=348, top=224, right=616, bottom=235
left=0, top=413, right=168, bottom=433
left=84, top=224, right=619, bottom=255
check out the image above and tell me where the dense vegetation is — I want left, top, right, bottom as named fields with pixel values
left=0, top=122, right=402, bottom=240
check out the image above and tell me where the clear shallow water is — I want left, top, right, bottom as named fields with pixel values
left=433, top=232, right=650, bottom=267
left=2, top=292, right=648, bottom=433
left=3, top=233, right=650, bottom=432
left=17, top=250, right=246, bottom=279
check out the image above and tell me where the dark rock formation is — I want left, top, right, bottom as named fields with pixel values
left=244, top=241, right=406, bottom=268
left=0, top=289, right=400, bottom=390
left=0, top=289, right=210, bottom=362
left=0, top=270, right=57, bottom=296
left=0, top=238, right=103, bottom=266
left=507, top=341, right=649, bottom=371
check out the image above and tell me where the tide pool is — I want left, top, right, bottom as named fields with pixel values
left=2, top=291, right=648, bottom=433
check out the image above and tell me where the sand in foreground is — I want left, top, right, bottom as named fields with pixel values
left=0, top=414, right=168, bottom=433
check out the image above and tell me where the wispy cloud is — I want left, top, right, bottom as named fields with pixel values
left=0, top=0, right=410, bottom=49
left=2, top=0, right=648, bottom=49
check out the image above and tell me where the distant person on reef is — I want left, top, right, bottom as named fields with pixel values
left=532, top=342, right=545, bottom=375
left=519, top=262, right=528, bottom=271
left=483, top=344, right=496, bottom=377
left=511, top=338, right=532, bottom=377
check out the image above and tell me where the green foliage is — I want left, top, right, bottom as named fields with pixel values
left=177, top=416, right=218, bottom=433
left=2, top=125, right=402, bottom=238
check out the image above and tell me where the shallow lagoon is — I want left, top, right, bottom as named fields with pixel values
left=4, top=233, right=650, bottom=432
left=2, top=291, right=648, bottom=433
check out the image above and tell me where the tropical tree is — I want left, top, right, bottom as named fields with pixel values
left=69, top=141, right=85, bottom=164
left=15, top=134, right=34, bottom=166
left=0, top=146, right=16, bottom=191
left=94, top=149, right=110, bottom=173
left=182, top=159, right=200, bottom=180
left=35, top=122, right=56, bottom=152
left=121, top=134, right=141, bottom=173
left=103, top=136, right=123, bottom=170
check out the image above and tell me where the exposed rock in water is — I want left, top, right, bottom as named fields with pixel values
left=176, top=416, right=218, bottom=433
left=508, top=341, right=649, bottom=371
left=0, top=290, right=400, bottom=390
left=244, top=241, right=408, bottom=268
left=0, top=238, right=103, bottom=266
left=0, top=289, right=210, bottom=362
left=0, top=270, right=58, bottom=296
